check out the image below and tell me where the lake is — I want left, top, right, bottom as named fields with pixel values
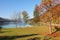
left=0, top=22, right=31, bottom=28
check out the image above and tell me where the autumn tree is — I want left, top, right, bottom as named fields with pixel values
left=22, top=10, right=29, bottom=24
left=48, top=0, right=59, bottom=34
left=41, top=0, right=59, bottom=34
left=37, top=0, right=59, bottom=34
left=55, top=11, right=60, bottom=24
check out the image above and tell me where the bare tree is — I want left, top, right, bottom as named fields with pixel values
left=11, top=12, right=21, bottom=28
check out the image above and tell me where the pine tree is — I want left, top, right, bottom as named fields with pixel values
left=33, top=5, right=40, bottom=23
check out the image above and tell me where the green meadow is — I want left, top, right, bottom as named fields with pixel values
left=0, top=25, right=58, bottom=40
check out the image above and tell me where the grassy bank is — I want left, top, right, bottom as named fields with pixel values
left=0, top=26, right=60, bottom=40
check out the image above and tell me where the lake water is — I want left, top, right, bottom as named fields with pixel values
left=1, top=22, right=31, bottom=28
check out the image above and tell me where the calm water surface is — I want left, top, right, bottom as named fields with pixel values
left=1, top=22, right=31, bottom=28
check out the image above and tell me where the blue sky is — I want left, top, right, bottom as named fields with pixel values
left=0, top=0, right=42, bottom=19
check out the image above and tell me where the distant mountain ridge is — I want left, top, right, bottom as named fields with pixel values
left=0, top=17, right=11, bottom=22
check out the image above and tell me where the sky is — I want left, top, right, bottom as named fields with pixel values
left=0, top=0, right=42, bottom=19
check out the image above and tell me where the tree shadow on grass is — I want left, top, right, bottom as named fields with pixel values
left=0, top=31, right=5, bottom=33
left=0, top=34, right=39, bottom=40
left=0, top=30, right=12, bottom=33
left=52, top=27, right=60, bottom=34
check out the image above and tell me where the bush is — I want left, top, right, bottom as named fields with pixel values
left=0, top=26, right=2, bottom=32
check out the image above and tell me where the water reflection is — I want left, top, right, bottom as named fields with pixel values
left=0, top=22, right=10, bottom=28
left=0, top=22, right=31, bottom=28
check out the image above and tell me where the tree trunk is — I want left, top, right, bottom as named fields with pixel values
left=49, top=20, right=52, bottom=34
left=15, top=22, right=17, bottom=28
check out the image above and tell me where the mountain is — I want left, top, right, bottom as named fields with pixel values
left=0, top=17, right=11, bottom=22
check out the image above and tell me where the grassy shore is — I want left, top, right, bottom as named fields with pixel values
left=0, top=26, right=60, bottom=40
